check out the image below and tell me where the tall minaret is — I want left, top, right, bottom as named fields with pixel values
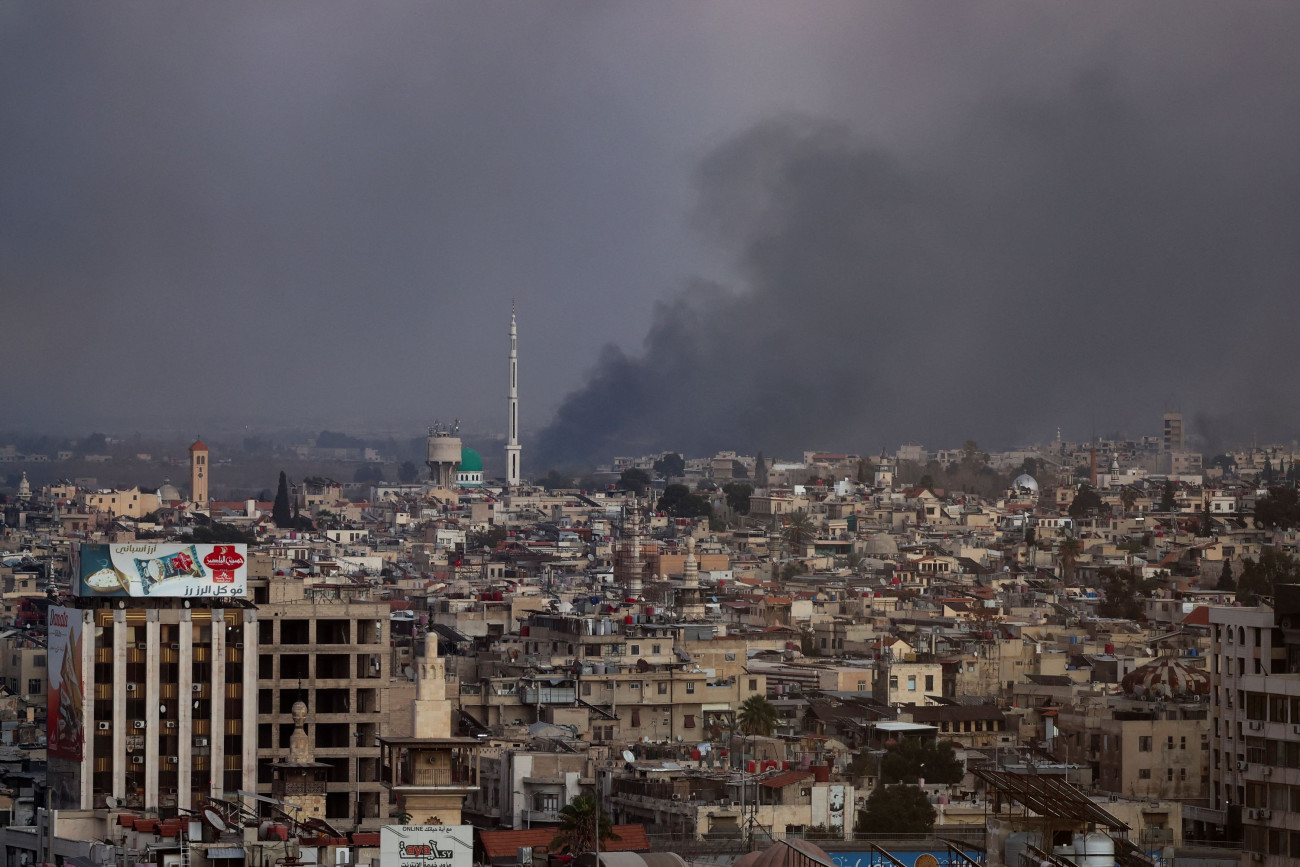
left=505, top=305, right=522, bottom=486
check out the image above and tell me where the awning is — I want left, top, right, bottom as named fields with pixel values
left=205, top=848, right=247, bottom=859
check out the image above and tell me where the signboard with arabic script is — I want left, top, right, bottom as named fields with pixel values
left=74, top=542, right=247, bottom=598
left=380, top=826, right=472, bottom=867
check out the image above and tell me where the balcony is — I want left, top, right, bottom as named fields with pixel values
left=520, top=687, right=577, bottom=704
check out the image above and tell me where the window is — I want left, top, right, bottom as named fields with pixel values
left=684, top=714, right=696, bottom=728
left=1168, top=736, right=1175, bottom=750
left=889, top=676, right=899, bottom=690
left=686, top=682, right=695, bottom=694
left=582, top=682, right=592, bottom=696
left=925, top=675, right=934, bottom=691
left=1139, top=736, right=1152, bottom=752
left=1139, top=769, right=1151, bottom=779
left=630, top=645, right=640, bottom=655
left=630, top=682, right=641, bottom=690
left=658, top=683, right=668, bottom=695
left=1167, top=768, right=1174, bottom=782
left=34, top=655, right=45, bottom=668
left=857, top=681, right=867, bottom=692
left=908, top=676, right=917, bottom=691
left=749, top=679, right=758, bottom=691
left=652, top=644, right=661, bottom=654
left=1181, top=736, right=1187, bottom=750
left=536, top=792, right=559, bottom=812
left=631, top=710, right=641, bottom=727
left=27, top=678, right=42, bottom=694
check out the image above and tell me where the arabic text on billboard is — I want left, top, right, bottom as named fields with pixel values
left=47, top=606, right=84, bottom=761
left=380, top=826, right=472, bottom=867
left=75, top=542, right=248, bottom=598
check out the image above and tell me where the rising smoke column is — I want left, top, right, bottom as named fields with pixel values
left=537, top=76, right=1300, bottom=468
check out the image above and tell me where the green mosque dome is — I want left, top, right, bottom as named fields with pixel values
left=458, top=447, right=483, bottom=473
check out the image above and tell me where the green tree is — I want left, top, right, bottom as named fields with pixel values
left=656, top=484, right=712, bottom=519
left=469, top=525, right=508, bottom=550
left=398, top=461, right=419, bottom=483
left=1254, top=486, right=1300, bottom=530
left=857, top=784, right=935, bottom=835
left=1217, top=560, right=1237, bottom=592
left=618, top=467, right=652, bottom=496
left=652, top=453, right=685, bottom=479
left=723, top=482, right=753, bottom=515
left=736, top=694, right=779, bottom=737
left=1097, top=567, right=1157, bottom=620
left=1057, top=536, right=1081, bottom=585
left=1160, top=481, right=1178, bottom=513
left=1068, top=484, right=1104, bottom=518
left=1120, top=487, right=1139, bottom=514
left=783, top=510, right=816, bottom=552
left=960, top=440, right=988, bottom=472
left=549, top=795, right=618, bottom=855
left=856, top=458, right=876, bottom=484
left=880, top=739, right=964, bottom=785
left=272, top=471, right=293, bottom=528
left=1237, top=548, right=1300, bottom=605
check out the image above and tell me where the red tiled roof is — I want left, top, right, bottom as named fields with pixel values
left=759, top=769, right=814, bottom=789
left=479, top=824, right=649, bottom=858
left=351, top=833, right=381, bottom=847
left=189, top=439, right=209, bottom=451
left=1182, top=606, right=1211, bottom=626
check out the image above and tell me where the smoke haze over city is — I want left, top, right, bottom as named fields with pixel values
left=4, top=2, right=1300, bottom=465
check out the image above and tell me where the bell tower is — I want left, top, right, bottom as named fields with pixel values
left=506, top=305, right=522, bottom=486
left=189, top=438, right=209, bottom=506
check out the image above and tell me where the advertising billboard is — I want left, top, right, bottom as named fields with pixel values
left=74, top=542, right=247, bottom=598
left=47, top=606, right=84, bottom=761
left=380, top=826, right=472, bottom=867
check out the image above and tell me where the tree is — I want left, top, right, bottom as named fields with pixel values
left=398, top=461, right=419, bottom=483
left=1068, top=484, right=1104, bottom=519
left=879, top=739, right=964, bottom=785
left=1254, top=486, right=1300, bottom=530
left=1237, top=548, right=1300, bottom=605
left=783, top=510, right=816, bottom=552
left=1217, top=560, right=1237, bottom=592
left=656, top=484, right=712, bottom=519
left=1120, top=487, right=1139, bottom=514
left=618, top=468, right=652, bottom=496
left=723, top=482, right=753, bottom=515
left=549, top=795, right=618, bottom=855
left=736, top=694, right=779, bottom=737
left=469, top=525, right=508, bottom=550
left=1057, top=536, right=1081, bottom=585
left=1159, top=481, right=1178, bottom=513
left=1024, top=527, right=1036, bottom=547
left=856, top=458, right=876, bottom=484
left=959, top=440, right=988, bottom=472
left=1097, top=567, right=1157, bottom=620
left=272, top=472, right=293, bottom=528
left=652, top=453, right=685, bottom=479
left=857, top=784, right=935, bottom=835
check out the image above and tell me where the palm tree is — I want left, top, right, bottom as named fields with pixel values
left=1058, top=535, right=1081, bottom=585
left=783, top=510, right=816, bottom=554
left=737, top=694, right=779, bottom=737
left=550, top=795, right=618, bottom=855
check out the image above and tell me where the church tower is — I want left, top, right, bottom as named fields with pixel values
left=189, top=438, right=209, bottom=506
left=506, top=306, right=522, bottom=486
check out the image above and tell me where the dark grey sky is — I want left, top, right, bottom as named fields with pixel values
left=5, top=2, right=1300, bottom=463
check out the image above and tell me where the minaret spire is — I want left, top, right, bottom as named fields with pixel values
left=506, top=302, right=522, bottom=486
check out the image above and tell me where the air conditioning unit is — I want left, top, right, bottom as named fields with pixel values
left=1237, top=761, right=1248, bottom=771
left=671, top=793, right=681, bottom=800
left=1247, top=808, right=1258, bottom=820
left=1263, top=810, right=1273, bottom=819
left=1262, top=766, right=1272, bottom=776
left=133, top=720, right=146, bottom=730
left=97, top=721, right=111, bottom=731
left=731, top=801, right=741, bottom=807
left=171, top=643, right=180, bottom=651
left=167, top=756, right=178, bottom=764
left=1249, top=721, right=1263, bottom=731
left=126, top=683, right=138, bottom=692
left=234, top=642, right=244, bottom=649
left=1292, top=724, right=1300, bottom=736
left=137, top=643, right=147, bottom=651
left=132, top=756, right=144, bottom=765
left=194, top=737, right=208, bottom=747
left=165, top=721, right=177, bottom=729
left=193, top=684, right=202, bottom=693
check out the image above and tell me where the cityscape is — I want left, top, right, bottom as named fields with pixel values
left=6, top=4, right=1300, bottom=867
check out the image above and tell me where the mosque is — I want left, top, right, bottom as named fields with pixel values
left=424, top=307, right=519, bottom=489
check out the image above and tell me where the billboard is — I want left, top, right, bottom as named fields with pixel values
left=47, top=606, right=84, bottom=761
left=380, top=826, right=472, bottom=867
left=74, top=542, right=247, bottom=598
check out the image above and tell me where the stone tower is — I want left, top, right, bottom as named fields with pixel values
left=271, top=700, right=330, bottom=822
left=189, top=438, right=209, bottom=506
left=506, top=306, right=522, bottom=486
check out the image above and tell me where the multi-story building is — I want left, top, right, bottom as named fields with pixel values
left=1199, top=593, right=1300, bottom=863
left=248, top=568, right=393, bottom=829
left=49, top=542, right=256, bottom=814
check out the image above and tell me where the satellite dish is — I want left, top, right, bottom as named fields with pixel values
left=203, top=808, right=228, bottom=833
left=105, top=796, right=122, bottom=809
left=621, top=750, right=635, bottom=763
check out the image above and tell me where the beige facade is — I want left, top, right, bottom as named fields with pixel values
left=76, top=487, right=161, bottom=518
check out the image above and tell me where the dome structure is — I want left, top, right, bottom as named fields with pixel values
left=1121, top=655, right=1210, bottom=700
left=158, top=479, right=182, bottom=502
left=1013, top=474, right=1040, bottom=492
left=456, top=446, right=484, bottom=486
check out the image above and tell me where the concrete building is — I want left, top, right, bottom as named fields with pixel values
left=189, top=439, right=209, bottom=506
left=248, top=569, right=393, bottom=829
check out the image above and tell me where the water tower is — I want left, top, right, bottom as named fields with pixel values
left=426, top=421, right=463, bottom=489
